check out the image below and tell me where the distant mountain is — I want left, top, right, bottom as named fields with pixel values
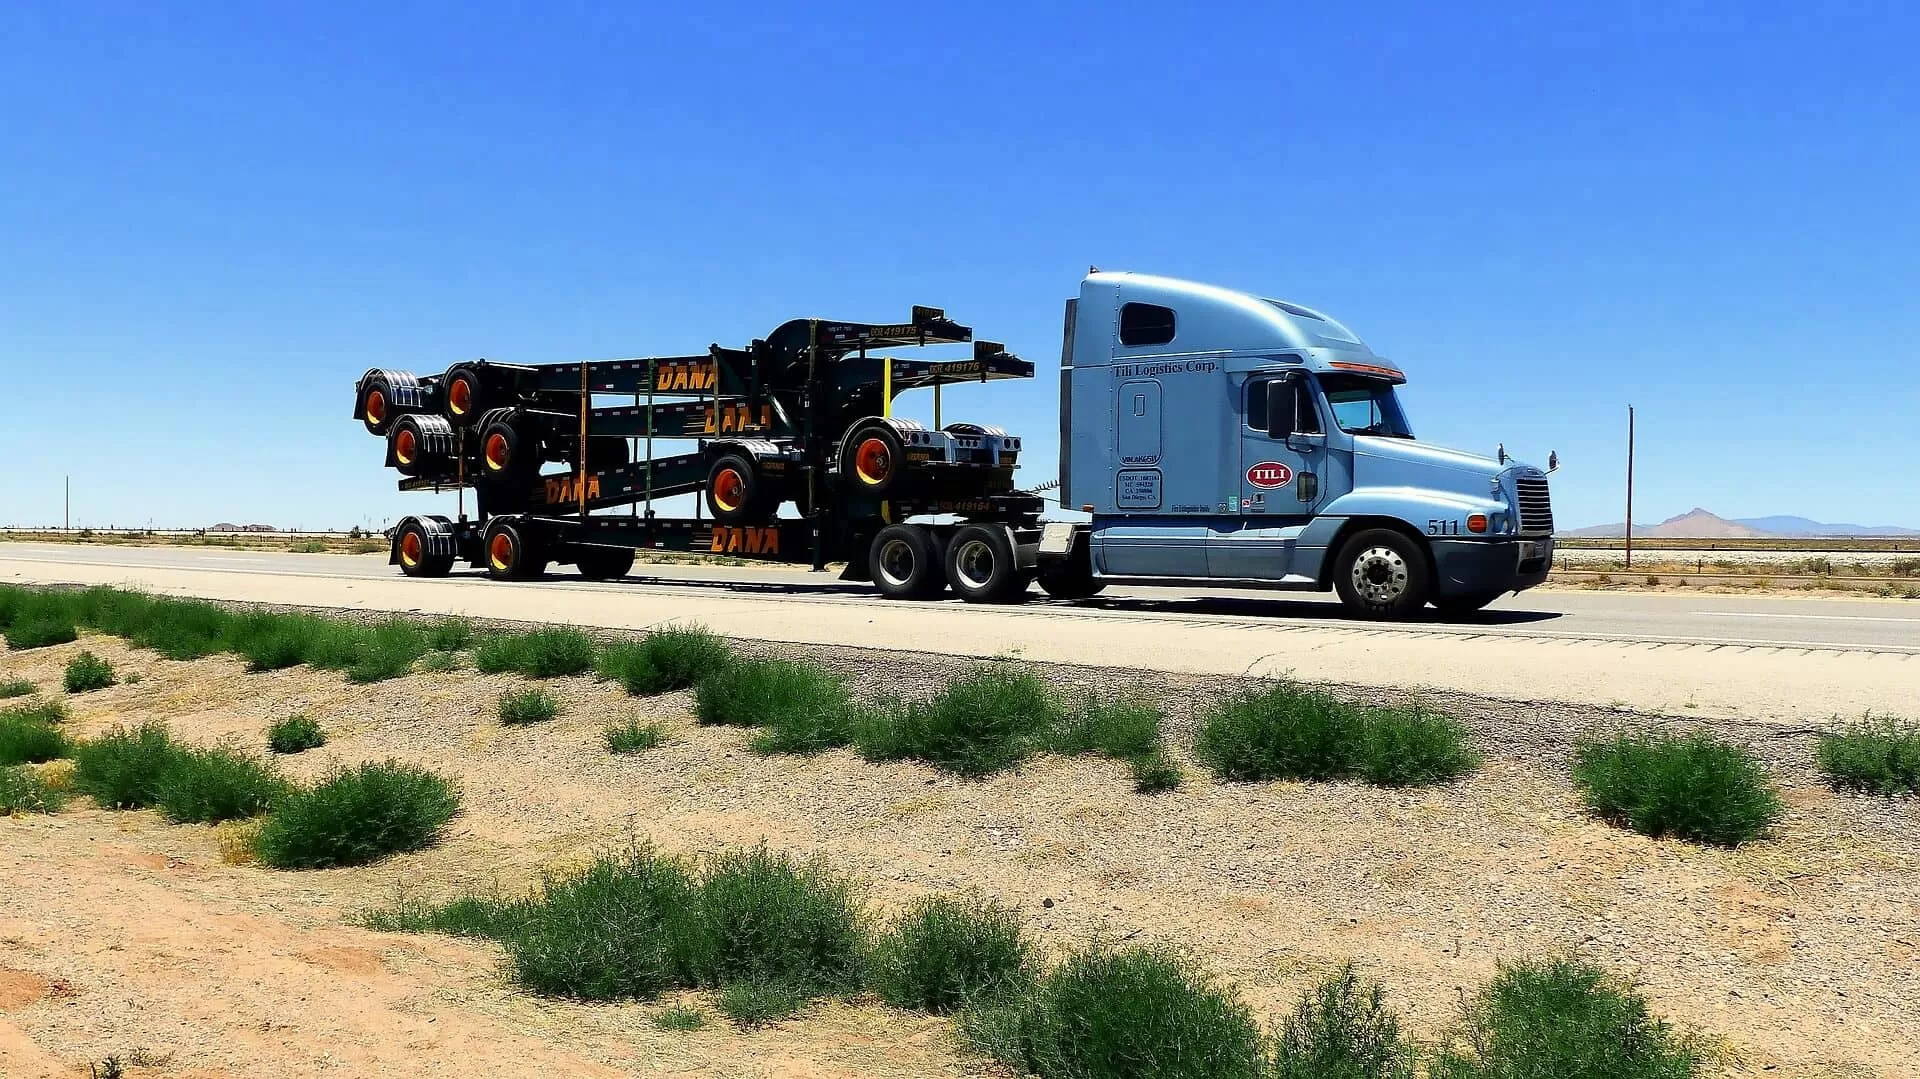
left=1563, top=509, right=1919, bottom=539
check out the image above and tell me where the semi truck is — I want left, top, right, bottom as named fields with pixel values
left=352, top=271, right=1555, bottom=619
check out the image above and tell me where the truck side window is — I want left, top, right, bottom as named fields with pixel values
left=1247, top=380, right=1270, bottom=430
left=1294, top=385, right=1323, bottom=434
left=1119, top=303, right=1176, bottom=347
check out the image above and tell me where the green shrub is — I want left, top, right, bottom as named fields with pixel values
left=1431, top=958, right=1705, bottom=1079
left=501, top=848, right=701, bottom=1000
left=597, top=625, right=730, bottom=696
left=298, top=619, right=372, bottom=672
left=131, top=596, right=231, bottom=659
left=473, top=628, right=596, bottom=678
left=63, top=651, right=117, bottom=693
left=867, top=893, right=1035, bottom=1013
left=694, top=657, right=856, bottom=754
left=605, top=718, right=666, bottom=754
left=718, top=978, right=810, bottom=1026
left=416, top=650, right=463, bottom=673
left=1049, top=695, right=1163, bottom=760
left=0, top=702, right=69, bottom=766
left=5, top=615, right=77, bottom=650
left=1129, top=750, right=1184, bottom=794
left=499, top=687, right=562, bottom=725
left=1572, top=730, right=1782, bottom=847
left=71, top=721, right=179, bottom=807
left=155, top=746, right=292, bottom=823
left=0, top=764, right=68, bottom=815
left=253, top=761, right=461, bottom=869
left=363, top=894, right=529, bottom=940
left=965, top=943, right=1266, bottom=1079
left=1271, top=966, right=1417, bottom=1079
left=233, top=613, right=328, bottom=672
left=0, top=679, right=36, bottom=699
left=289, top=539, right=328, bottom=554
left=652, top=1004, right=707, bottom=1031
left=1195, top=685, right=1477, bottom=788
left=856, top=667, right=1057, bottom=776
left=1816, top=716, right=1920, bottom=795
left=426, top=619, right=474, bottom=652
left=347, top=619, right=429, bottom=683
left=267, top=714, right=328, bottom=754
left=682, top=844, right=867, bottom=997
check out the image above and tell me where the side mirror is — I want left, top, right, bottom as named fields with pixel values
left=1265, top=380, right=1294, bottom=440
left=1547, top=450, right=1560, bottom=473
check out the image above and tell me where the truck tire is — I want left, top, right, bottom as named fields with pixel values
left=1333, top=528, right=1432, bottom=620
left=388, top=414, right=455, bottom=477
left=356, top=370, right=422, bottom=436
left=394, top=519, right=454, bottom=578
left=1433, top=590, right=1502, bottom=619
left=946, top=524, right=1028, bottom=604
left=442, top=364, right=485, bottom=427
left=1037, top=558, right=1106, bottom=600
left=483, top=520, right=547, bottom=580
left=705, top=452, right=775, bottom=523
left=477, top=410, right=535, bottom=482
left=869, top=524, right=945, bottom=600
left=841, top=424, right=905, bottom=495
left=575, top=545, right=636, bottom=580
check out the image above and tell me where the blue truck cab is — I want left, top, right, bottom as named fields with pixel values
left=1055, top=271, right=1554, bottom=618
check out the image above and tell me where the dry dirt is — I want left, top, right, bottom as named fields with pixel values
left=2, top=630, right=1916, bottom=1079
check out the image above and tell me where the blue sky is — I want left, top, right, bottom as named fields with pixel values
left=3, top=1, right=1916, bottom=531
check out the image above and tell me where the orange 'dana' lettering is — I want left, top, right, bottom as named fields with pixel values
left=543, top=475, right=604, bottom=503
left=709, top=526, right=780, bottom=556
left=656, top=363, right=716, bottom=393
left=702, top=403, right=773, bottom=434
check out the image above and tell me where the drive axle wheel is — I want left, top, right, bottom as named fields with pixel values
left=483, top=521, right=547, bottom=580
left=869, top=524, right=945, bottom=600
left=1333, top=528, right=1432, bottom=620
left=945, top=524, right=1029, bottom=604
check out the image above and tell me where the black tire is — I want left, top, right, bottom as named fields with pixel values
left=443, top=364, right=485, bottom=427
left=394, top=520, right=454, bottom=578
left=388, top=414, right=452, bottom=477
left=483, top=520, right=546, bottom=580
left=357, top=373, right=400, bottom=436
left=1333, top=528, right=1432, bottom=620
left=705, top=452, right=776, bottom=524
left=477, top=411, right=535, bottom=483
left=841, top=424, right=906, bottom=495
left=945, top=524, right=1028, bottom=604
left=576, top=545, right=636, bottom=580
left=1037, top=554, right=1106, bottom=600
left=868, top=524, right=946, bottom=600
left=1433, top=590, right=1502, bottom=619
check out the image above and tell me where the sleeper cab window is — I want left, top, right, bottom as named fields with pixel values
left=1118, top=302, right=1176, bottom=347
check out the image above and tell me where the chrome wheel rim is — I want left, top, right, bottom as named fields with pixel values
left=1350, top=546, right=1409, bottom=604
left=952, top=538, right=996, bottom=590
left=877, top=538, right=917, bottom=587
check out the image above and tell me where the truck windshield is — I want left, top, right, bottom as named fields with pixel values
left=1319, top=374, right=1413, bottom=438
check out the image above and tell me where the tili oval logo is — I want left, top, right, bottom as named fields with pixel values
left=1245, top=462, right=1294, bottom=489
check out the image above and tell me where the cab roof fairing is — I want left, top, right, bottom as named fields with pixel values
left=1081, top=270, right=1388, bottom=360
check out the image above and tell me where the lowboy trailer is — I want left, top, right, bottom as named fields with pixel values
left=354, top=271, right=1557, bottom=618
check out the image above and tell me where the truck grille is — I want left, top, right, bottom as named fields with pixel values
left=1515, top=477, right=1554, bottom=535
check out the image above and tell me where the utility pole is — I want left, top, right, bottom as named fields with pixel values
left=1625, top=405, right=1635, bottom=570
left=65, top=475, right=70, bottom=532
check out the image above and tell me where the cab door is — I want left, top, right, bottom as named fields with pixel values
left=1208, top=373, right=1328, bottom=579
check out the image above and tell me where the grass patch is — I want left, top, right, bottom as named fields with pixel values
left=694, top=658, right=856, bottom=755
left=652, top=1003, right=708, bottom=1031
left=0, top=702, right=69, bottom=766
left=1572, top=730, right=1782, bottom=847
left=253, top=761, right=461, bottom=869
left=1816, top=716, right=1920, bottom=795
left=363, top=894, right=530, bottom=940
left=5, top=615, right=77, bottom=649
left=426, top=619, right=473, bottom=652
left=502, top=847, right=701, bottom=1000
left=605, top=718, right=667, bottom=754
left=964, top=943, right=1266, bottom=1079
left=718, top=978, right=810, bottom=1026
left=0, top=764, right=69, bottom=814
left=473, top=628, right=596, bottom=678
left=289, top=539, right=329, bottom=553
left=0, top=679, right=36, bottom=698
left=155, top=746, right=291, bottom=823
left=267, top=714, right=328, bottom=754
left=346, top=619, right=429, bottom=683
left=682, top=844, right=868, bottom=998
left=63, top=651, right=117, bottom=693
left=1431, top=958, right=1705, bottom=1079
left=416, top=650, right=463, bottom=673
left=1129, top=750, right=1184, bottom=793
left=1195, top=685, right=1477, bottom=788
left=867, top=893, right=1034, bottom=1013
left=1271, top=966, right=1417, bottom=1079
left=856, top=667, right=1056, bottom=776
left=597, top=625, right=730, bottom=695
left=499, top=687, right=562, bottom=725
left=71, top=721, right=178, bottom=807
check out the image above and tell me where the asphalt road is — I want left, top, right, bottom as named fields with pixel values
left=4, top=541, right=1917, bottom=723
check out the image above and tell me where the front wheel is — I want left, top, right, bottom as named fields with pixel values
left=1332, top=528, right=1431, bottom=620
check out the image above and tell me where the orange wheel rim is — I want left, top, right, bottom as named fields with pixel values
left=394, top=427, right=417, bottom=464
left=484, top=432, right=510, bottom=471
left=712, top=468, right=745, bottom=512
left=854, top=438, right=891, bottom=485
left=399, top=531, right=422, bottom=567
left=489, top=533, right=514, bottom=570
left=449, top=377, right=472, bottom=415
left=364, top=389, right=386, bottom=425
